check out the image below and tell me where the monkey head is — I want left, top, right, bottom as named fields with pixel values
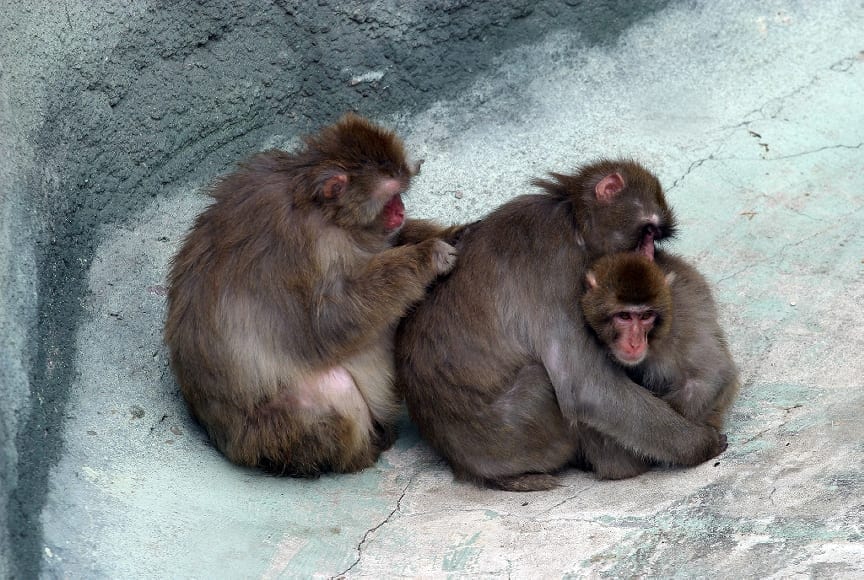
left=533, top=159, right=678, bottom=259
left=582, top=253, right=674, bottom=366
left=307, top=113, right=418, bottom=235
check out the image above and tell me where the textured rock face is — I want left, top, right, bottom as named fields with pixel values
left=0, top=2, right=668, bottom=575
left=3, top=0, right=863, bottom=577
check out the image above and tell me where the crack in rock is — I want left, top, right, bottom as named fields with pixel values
left=668, top=155, right=714, bottom=192
left=742, top=73, right=822, bottom=125
left=738, top=404, right=804, bottom=447
left=715, top=210, right=864, bottom=284
left=676, top=55, right=862, bottom=189
left=721, top=52, right=858, bottom=131
left=537, top=483, right=594, bottom=515
left=332, top=478, right=412, bottom=578
left=767, top=142, right=864, bottom=161
left=403, top=507, right=511, bottom=520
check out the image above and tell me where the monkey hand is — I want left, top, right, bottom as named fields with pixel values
left=430, top=239, right=458, bottom=275
left=717, top=431, right=729, bottom=453
left=691, top=425, right=728, bottom=465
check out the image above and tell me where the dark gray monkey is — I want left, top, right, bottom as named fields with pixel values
left=396, top=159, right=727, bottom=491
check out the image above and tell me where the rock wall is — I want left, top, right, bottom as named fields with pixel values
left=0, top=1, right=669, bottom=576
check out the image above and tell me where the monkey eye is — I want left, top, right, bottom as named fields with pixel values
left=616, top=312, right=632, bottom=321
left=640, top=311, right=655, bottom=321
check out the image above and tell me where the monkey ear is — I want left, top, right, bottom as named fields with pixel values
left=665, top=272, right=677, bottom=286
left=586, top=271, right=598, bottom=289
left=323, top=174, right=348, bottom=199
left=595, top=172, right=626, bottom=203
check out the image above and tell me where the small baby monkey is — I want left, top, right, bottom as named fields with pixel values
left=165, top=113, right=457, bottom=476
left=579, top=251, right=739, bottom=479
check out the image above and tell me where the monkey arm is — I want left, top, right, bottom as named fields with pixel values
left=394, top=219, right=449, bottom=244
left=704, top=375, right=741, bottom=430
left=541, top=327, right=726, bottom=467
left=311, top=240, right=450, bottom=361
left=663, top=377, right=721, bottom=422
left=394, top=219, right=476, bottom=246
left=663, top=361, right=740, bottom=429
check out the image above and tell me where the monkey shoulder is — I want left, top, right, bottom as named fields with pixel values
left=464, top=194, right=582, bottom=264
left=654, top=251, right=701, bottom=279
left=656, top=252, right=718, bottom=316
left=652, top=252, right=736, bottom=389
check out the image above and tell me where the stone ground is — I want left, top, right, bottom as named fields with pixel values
left=5, top=1, right=864, bottom=577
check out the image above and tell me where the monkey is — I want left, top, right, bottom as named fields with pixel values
left=395, top=159, right=727, bottom=491
left=576, top=251, right=740, bottom=479
left=164, top=113, right=459, bottom=476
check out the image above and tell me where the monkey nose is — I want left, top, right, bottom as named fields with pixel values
left=624, top=341, right=645, bottom=359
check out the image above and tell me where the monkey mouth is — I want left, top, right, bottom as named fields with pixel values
left=616, top=351, right=647, bottom=366
left=382, top=194, right=405, bottom=230
left=636, top=225, right=658, bottom=260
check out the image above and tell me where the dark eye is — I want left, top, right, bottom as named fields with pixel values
left=616, top=312, right=632, bottom=321
left=641, top=311, right=654, bottom=320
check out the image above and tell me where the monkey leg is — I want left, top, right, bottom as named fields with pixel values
left=254, top=411, right=380, bottom=476
left=211, top=368, right=386, bottom=476
left=576, top=427, right=651, bottom=480
left=481, top=473, right=562, bottom=492
left=342, top=342, right=402, bottom=454
left=439, top=364, right=577, bottom=492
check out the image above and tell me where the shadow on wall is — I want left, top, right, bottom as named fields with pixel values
left=4, top=0, right=670, bottom=576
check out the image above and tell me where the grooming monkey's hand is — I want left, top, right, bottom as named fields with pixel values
left=430, top=239, right=457, bottom=275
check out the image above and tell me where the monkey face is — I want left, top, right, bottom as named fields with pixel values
left=582, top=252, right=673, bottom=367
left=322, top=170, right=410, bottom=234
left=608, top=308, right=656, bottom=365
left=585, top=160, right=678, bottom=257
left=357, top=172, right=410, bottom=233
left=311, top=113, right=415, bottom=235
left=533, top=159, right=678, bottom=258
left=590, top=191, right=677, bottom=257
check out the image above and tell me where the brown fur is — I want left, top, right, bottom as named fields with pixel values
left=396, top=159, right=726, bottom=491
left=579, top=251, right=740, bottom=479
left=165, top=113, right=457, bottom=475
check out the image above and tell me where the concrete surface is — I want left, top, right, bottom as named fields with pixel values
left=2, top=0, right=863, bottom=577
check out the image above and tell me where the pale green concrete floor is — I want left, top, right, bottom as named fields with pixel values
left=37, top=2, right=864, bottom=577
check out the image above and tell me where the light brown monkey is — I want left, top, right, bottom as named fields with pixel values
left=164, top=113, right=458, bottom=475
left=577, top=251, right=739, bottom=479
left=396, top=159, right=727, bottom=491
